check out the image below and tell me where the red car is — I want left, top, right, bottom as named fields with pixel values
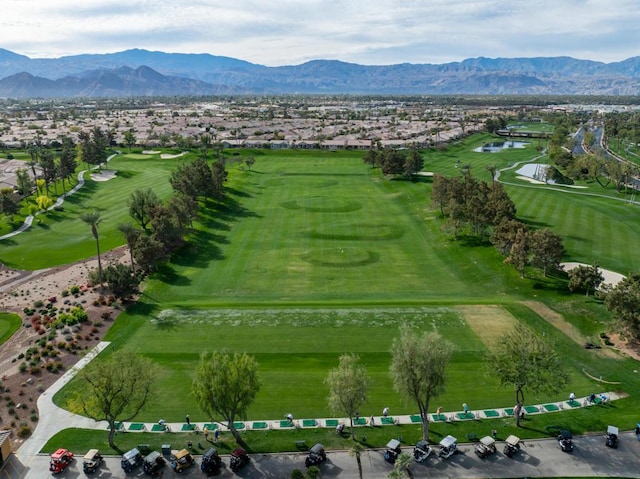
left=49, top=448, right=74, bottom=474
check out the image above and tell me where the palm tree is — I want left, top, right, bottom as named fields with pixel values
left=81, top=210, right=103, bottom=286
left=390, top=452, right=414, bottom=479
left=117, top=222, right=139, bottom=273
left=349, top=442, right=364, bottom=479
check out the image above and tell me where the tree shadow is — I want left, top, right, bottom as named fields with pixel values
left=154, top=264, right=192, bottom=286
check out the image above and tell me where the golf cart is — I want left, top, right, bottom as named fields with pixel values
left=230, top=447, right=250, bottom=472
left=142, top=450, right=166, bottom=475
left=474, top=436, right=497, bottom=458
left=558, top=429, right=574, bottom=453
left=413, top=440, right=432, bottom=463
left=606, top=425, right=619, bottom=448
left=503, top=435, right=521, bottom=458
left=82, top=449, right=103, bottom=474
left=384, top=439, right=402, bottom=464
left=305, top=443, right=327, bottom=468
left=49, top=448, right=74, bottom=474
left=170, top=449, right=195, bottom=472
left=121, top=447, right=144, bottom=473
left=438, top=435, right=458, bottom=459
left=200, top=447, right=222, bottom=475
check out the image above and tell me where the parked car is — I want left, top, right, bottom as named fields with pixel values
left=82, top=449, right=103, bottom=474
left=606, top=425, right=619, bottom=448
left=200, top=447, right=222, bottom=475
left=305, top=443, right=327, bottom=468
left=170, top=448, right=195, bottom=472
left=438, top=435, right=458, bottom=459
left=384, top=439, right=402, bottom=464
left=474, top=436, right=497, bottom=458
left=503, top=435, right=521, bottom=458
left=142, top=450, right=166, bottom=475
left=230, top=447, right=250, bottom=472
left=121, top=447, right=144, bottom=473
left=558, top=429, right=574, bottom=452
left=49, top=448, right=74, bottom=474
left=413, top=440, right=432, bottom=463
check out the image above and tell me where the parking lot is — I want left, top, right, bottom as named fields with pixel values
left=3, top=431, right=640, bottom=478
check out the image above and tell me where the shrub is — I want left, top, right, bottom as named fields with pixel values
left=19, top=362, right=27, bottom=372
left=33, top=299, right=44, bottom=308
left=61, top=289, right=69, bottom=297
left=18, top=424, right=31, bottom=438
left=29, top=366, right=41, bottom=375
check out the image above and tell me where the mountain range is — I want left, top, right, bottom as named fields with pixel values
left=1, top=48, right=640, bottom=98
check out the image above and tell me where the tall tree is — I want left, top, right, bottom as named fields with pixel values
left=0, top=188, right=20, bottom=219
left=530, top=229, right=564, bottom=277
left=117, top=223, right=141, bottom=273
left=38, top=149, right=56, bottom=195
left=349, top=443, right=364, bottom=479
left=132, top=235, right=167, bottom=273
left=192, top=351, right=261, bottom=447
left=487, top=323, right=568, bottom=426
left=80, top=210, right=103, bottom=286
left=211, top=160, right=228, bottom=200
left=389, top=325, right=453, bottom=441
left=58, top=136, right=77, bottom=192
left=124, top=129, right=137, bottom=151
left=15, top=168, right=33, bottom=196
left=403, top=147, right=424, bottom=177
left=505, top=227, right=531, bottom=277
left=325, top=354, right=370, bottom=440
left=568, top=262, right=604, bottom=297
left=128, top=188, right=161, bottom=231
left=491, top=219, right=527, bottom=256
left=149, top=204, right=185, bottom=253
left=604, top=273, right=640, bottom=340
left=389, top=452, right=414, bottom=479
left=103, top=263, right=140, bottom=300
left=73, top=349, right=157, bottom=448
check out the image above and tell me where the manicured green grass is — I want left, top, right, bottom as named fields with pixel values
left=0, top=153, right=186, bottom=269
left=12, top=136, right=639, bottom=455
left=0, top=312, right=21, bottom=345
left=506, top=122, right=555, bottom=133
left=43, top=396, right=629, bottom=454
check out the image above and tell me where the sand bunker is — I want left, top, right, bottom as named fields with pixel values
left=90, top=170, right=117, bottom=182
left=161, top=152, right=188, bottom=159
left=561, top=262, right=625, bottom=287
left=516, top=175, right=545, bottom=184
left=142, top=150, right=161, bottom=155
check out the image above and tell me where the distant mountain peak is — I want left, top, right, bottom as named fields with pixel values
left=0, top=48, right=639, bottom=97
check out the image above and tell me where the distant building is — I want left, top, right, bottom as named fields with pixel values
left=0, top=430, right=12, bottom=470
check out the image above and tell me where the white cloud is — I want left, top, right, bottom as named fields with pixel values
left=0, top=0, right=638, bottom=65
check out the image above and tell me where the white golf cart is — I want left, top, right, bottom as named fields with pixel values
left=438, top=435, right=458, bottom=459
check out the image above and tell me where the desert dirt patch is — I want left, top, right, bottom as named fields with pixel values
left=456, top=304, right=518, bottom=347
left=0, top=247, right=128, bottom=449
left=521, top=300, right=619, bottom=359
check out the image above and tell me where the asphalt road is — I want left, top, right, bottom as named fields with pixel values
left=3, top=432, right=640, bottom=478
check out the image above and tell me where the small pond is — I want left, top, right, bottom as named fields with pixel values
left=474, top=141, right=530, bottom=153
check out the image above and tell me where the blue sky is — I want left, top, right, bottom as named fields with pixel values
left=1, top=0, right=638, bottom=66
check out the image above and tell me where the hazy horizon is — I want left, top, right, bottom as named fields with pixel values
left=0, top=0, right=637, bottom=67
